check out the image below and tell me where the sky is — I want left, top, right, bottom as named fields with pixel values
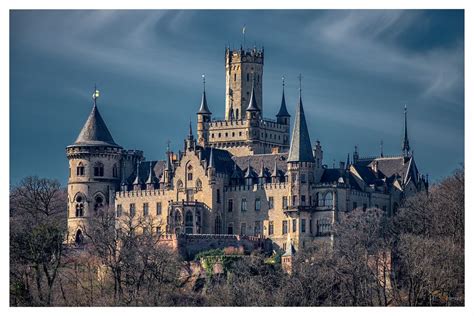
left=10, top=10, right=464, bottom=186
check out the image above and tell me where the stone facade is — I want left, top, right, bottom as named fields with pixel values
left=66, top=46, right=429, bottom=254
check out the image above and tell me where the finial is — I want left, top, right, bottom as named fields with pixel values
left=166, top=140, right=171, bottom=153
left=282, top=76, right=285, bottom=88
left=202, top=74, right=206, bottom=92
left=92, top=84, right=100, bottom=106
left=298, top=74, right=302, bottom=92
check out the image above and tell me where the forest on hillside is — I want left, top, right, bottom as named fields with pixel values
left=9, top=167, right=464, bottom=306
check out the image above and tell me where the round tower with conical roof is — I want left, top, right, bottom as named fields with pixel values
left=65, top=88, right=140, bottom=244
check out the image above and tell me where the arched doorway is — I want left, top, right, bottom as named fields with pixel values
left=75, top=229, right=84, bottom=245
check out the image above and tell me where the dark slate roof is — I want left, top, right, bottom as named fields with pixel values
left=355, top=156, right=413, bottom=183
left=200, top=147, right=235, bottom=174
left=197, top=90, right=212, bottom=115
left=246, top=82, right=260, bottom=112
left=232, top=153, right=288, bottom=179
left=126, top=160, right=166, bottom=184
left=287, top=93, right=315, bottom=163
left=276, top=89, right=290, bottom=117
left=320, top=168, right=363, bottom=190
left=73, top=104, right=120, bottom=147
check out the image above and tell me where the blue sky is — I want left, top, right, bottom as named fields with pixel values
left=10, top=10, right=464, bottom=185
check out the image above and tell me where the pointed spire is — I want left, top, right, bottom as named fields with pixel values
left=259, top=160, right=266, bottom=178
left=272, top=157, right=279, bottom=178
left=276, top=76, right=290, bottom=117
left=402, top=105, right=411, bottom=156
left=188, top=119, right=194, bottom=140
left=346, top=153, right=350, bottom=169
left=73, top=86, right=120, bottom=147
left=208, top=147, right=215, bottom=169
left=287, top=75, right=315, bottom=163
left=133, top=161, right=142, bottom=186
left=165, top=142, right=172, bottom=171
left=244, top=159, right=253, bottom=178
left=120, top=161, right=128, bottom=187
left=246, top=73, right=259, bottom=112
left=197, top=74, right=212, bottom=115
left=145, top=162, right=156, bottom=185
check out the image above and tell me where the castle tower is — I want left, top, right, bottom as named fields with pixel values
left=66, top=88, right=122, bottom=244
left=196, top=75, right=212, bottom=147
left=287, top=79, right=315, bottom=208
left=225, top=46, right=264, bottom=120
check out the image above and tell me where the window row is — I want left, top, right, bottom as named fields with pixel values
left=75, top=162, right=118, bottom=178
left=116, top=202, right=162, bottom=218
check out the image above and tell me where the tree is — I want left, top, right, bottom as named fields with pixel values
left=10, top=176, right=67, bottom=306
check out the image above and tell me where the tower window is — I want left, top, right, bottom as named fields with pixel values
left=282, top=196, right=288, bottom=209
left=268, top=196, right=274, bottom=209
left=116, top=204, right=123, bottom=217
left=234, top=73, right=236, bottom=81
left=228, top=199, right=233, bottom=212
left=301, top=219, right=306, bottom=233
left=188, top=172, right=193, bottom=181
left=130, top=203, right=136, bottom=217
left=247, top=73, right=249, bottom=81
left=241, top=222, right=246, bottom=235
left=143, top=203, right=149, bottom=216
left=216, top=189, right=221, bottom=203
left=94, top=162, right=104, bottom=177
left=76, top=162, right=85, bottom=176
left=292, top=219, right=297, bottom=233
left=227, top=223, right=233, bottom=235
left=112, top=164, right=118, bottom=177
left=241, top=198, right=247, bottom=212
left=282, top=220, right=288, bottom=235
left=94, top=195, right=104, bottom=213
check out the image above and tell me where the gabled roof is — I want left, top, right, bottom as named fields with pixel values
left=73, top=103, right=120, bottom=147
left=287, top=92, right=315, bottom=163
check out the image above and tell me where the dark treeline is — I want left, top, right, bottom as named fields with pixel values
left=10, top=168, right=464, bottom=306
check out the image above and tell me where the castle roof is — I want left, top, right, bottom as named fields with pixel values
left=73, top=103, right=120, bottom=148
left=126, top=160, right=166, bottom=185
left=287, top=92, right=315, bottom=163
left=232, top=153, right=287, bottom=180
left=197, top=90, right=212, bottom=115
left=276, top=87, right=290, bottom=117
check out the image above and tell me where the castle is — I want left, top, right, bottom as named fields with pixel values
left=66, top=45, right=429, bottom=254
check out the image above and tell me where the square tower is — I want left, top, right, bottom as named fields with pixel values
left=225, top=47, right=264, bottom=120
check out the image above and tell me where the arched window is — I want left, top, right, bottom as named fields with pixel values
left=112, top=164, right=118, bottom=177
left=195, top=178, right=202, bottom=190
left=185, top=210, right=193, bottom=234
left=75, top=195, right=84, bottom=217
left=236, top=109, right=239, bottom=119
left=234, top=73, right=236, bottom=81
left=94, top=195, right=104, bottom=213
left=76, top=162, right=85, bottom=176
left=174, top=210, right=182, bottom=225
left=323, top=192, right=333, bottom=207
left=176, top=179, right=183, bottom=190
left=94, top=162, right=104, bottom=177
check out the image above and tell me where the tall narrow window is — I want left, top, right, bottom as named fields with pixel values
left=255, top=198, right=261, bottom=211
left=94, top=196, right=104, bottom=213
left=216, top=189, right=221, bottom=203
left=112, top=164, right=118, bottom=177
left=94, top=162, right=104, bottom=177
left=292, top=219, right=297, bottom=233
left=130, top=203, right=136, bottom=218
left=228, top=199, right=233, bottom=212
left=301, top=219, right=306, bottom=233
left=269, top=221, right=274, bottom=235
left=143, top=203, right=149, bottom=216
left=241, top=198, right=247, bottom=212
left=156, top=202, right=162, bottom=215
left=247, top=73, right=249, bottom=81
left=254, top=221, right=261, bottom=236
left=234, top=73, right=236, bottom=81
left=301, top=195, right=306, bottom=206
left=282, top=196, right=288, bottom=209
left=282, top=220, right=288, bottom=235
left=227, top=223, right=233, bottom=235
left=116, top=204, right=123, bottom=217
left=268, top=196, right=274, bottom=209
left=77, top=162, right=85, bottom=176
left=240, top=222, right=246, bottom=235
